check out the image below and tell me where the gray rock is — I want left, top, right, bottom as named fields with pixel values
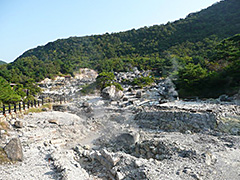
left=42, top=107, right=49, bottom=111
left=133, top=67, right=140, bottom=75
left=14, top=121, right=23, bottom=128
left=116, top=133, right=139, bottom=146
left=183, top=167, right=192, bottom=174
left=52, top=104, right=68, bottom=112
left=219, top=94, right=230, bottom=102
left=146, top=151, right=154, bottom=159
left=136, top=91, right=142, bottom=98
left=135, top=159, right=143, bottom=167
left=4, top=138, right=23, bottom=161
left=0, top=129, right=6, bottom=135
left=231, top=128, right=240, bottom=135
left=203, top=152, right=213, bottom=166
left=82, top=101, right=90, bottom=107
left=101, top=85, right=123, bottom=101
left=84, top=106, right=93, bottom=113
left=116, top=172, right=125, bottom=180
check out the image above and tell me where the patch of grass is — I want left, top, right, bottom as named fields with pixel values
left=42, top=103, right=52, bottom=109
left=26, top=108, right=43, bottom=114
left=0, top=147, right=11, bottom=164
left=24, top=103, right=52, bottom=114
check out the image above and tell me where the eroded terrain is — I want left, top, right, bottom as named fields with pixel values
left=0, top=69, right=240, bottom=180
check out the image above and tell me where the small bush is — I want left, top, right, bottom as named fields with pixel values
left=96, top=72, right=123, bottom=91
left=24, top=103, right=52, bottom=114
left=112, top=82, right=123, bottom=91
left=96, top=72, right=115, bottom=90
left=131, top=76, right=155, bottom=87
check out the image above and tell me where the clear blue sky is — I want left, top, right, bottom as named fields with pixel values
left=0, top=0, right=220, bottom=63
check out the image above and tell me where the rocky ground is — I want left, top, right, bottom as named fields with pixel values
left=0, top=69, right=240, bottom=180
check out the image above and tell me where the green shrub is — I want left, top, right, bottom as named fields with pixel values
left=112, top=82, right=124, bottom=91
left=131, top=76, right=155, bottom=87
left=96, top=72, right=123, bottom=91
left=0, top=77, right=21, bottom=104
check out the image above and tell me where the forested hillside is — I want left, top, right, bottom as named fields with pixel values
left=0, top=0, right=239, bottom=99
left=176, top=34, right=240, bottom=97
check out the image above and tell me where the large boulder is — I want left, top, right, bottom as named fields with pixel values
left=4, top=138, right=23, bottom=161
left=101, top=85, right=123, bottom=101
left=136, top=91, right=142, bottom=98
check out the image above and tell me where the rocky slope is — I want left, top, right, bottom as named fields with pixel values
left=0, top=69, right=240, bottom=180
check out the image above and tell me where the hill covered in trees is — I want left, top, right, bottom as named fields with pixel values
left=0, top=0, right=240, bottom=99
left=176, top=34, right=240, bottom=97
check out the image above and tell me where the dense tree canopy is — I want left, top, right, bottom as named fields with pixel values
left=176, top=34, right=240, bottom=97
left=0, top=0, right=239, bottom=99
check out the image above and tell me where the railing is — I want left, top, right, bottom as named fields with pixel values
left=0, top=96, right=67, bottom=116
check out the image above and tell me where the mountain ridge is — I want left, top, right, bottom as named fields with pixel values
left=17, top=0, right=239, bottom=63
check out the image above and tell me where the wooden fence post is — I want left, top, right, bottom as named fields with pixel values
left=8, top=104, right=11, bottom=114
left=19, top=102, right=21, bottom=112
left=3, top=105, right=5, bottom=115
left=14, top=104, right=17, bottom=113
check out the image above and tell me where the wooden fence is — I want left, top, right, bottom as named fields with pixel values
left=0, top=96, right=67, bottom=116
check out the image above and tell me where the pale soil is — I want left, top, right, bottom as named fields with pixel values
left=0, top=97, right=240, bottom=180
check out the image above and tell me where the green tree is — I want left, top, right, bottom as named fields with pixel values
left=0, top=77, right=21, bottom=104
left=177, top=63, right=208, bottom=97
left=96, top=72, right=123, bottom=90
left=96, top=72, right=115, bottom=90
